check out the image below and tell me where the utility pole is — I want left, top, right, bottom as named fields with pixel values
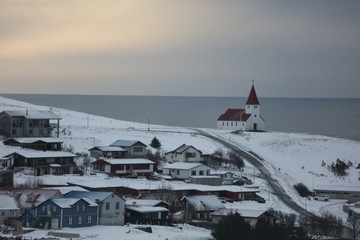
left=147, top=113, right=150, bottom=131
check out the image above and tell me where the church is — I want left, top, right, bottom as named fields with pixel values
left=217, top=84, right=265, bottom=131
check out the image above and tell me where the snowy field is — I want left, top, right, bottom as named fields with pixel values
left=1, top=96, right=360, bottom=238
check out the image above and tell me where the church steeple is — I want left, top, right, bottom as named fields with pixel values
left=245, top=84, right=260, bottom=105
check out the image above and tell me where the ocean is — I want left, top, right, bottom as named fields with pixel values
left=1, top=94, right=360, bottom=141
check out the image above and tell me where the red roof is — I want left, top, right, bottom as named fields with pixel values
left=217, top=109, right=251, bottom=121
left=245, top=84, right=260, bottom=105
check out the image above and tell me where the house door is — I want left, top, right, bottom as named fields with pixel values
left=51, top=218, right=59, bottom=229
left=253, top=123, right=257, bottom=131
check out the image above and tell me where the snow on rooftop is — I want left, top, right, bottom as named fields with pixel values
left=100, top=158, right=154, bottom=165
left=51, top=197, right=97, bottom=208
left=3, top=149, right=76, bottom=158
left=314, top=185, right=360, bottom=192
left=89, top=146, right=127, bottom=151
left=125, top=199, right=163, bottom=207
left=2, top=110, right=61, bottom=119
left=211, top=208, right=268, bottom=218
left=6, top=138, right=62, bottom=144
left=163, top=162, right=203, bottom=170
left=65, top=191, right=118, bottom=202
left=126, top=205, right=168, bottom=213
left=184, top=194, right=224, bottom=211
left=0, top=194, right=19, bottom=210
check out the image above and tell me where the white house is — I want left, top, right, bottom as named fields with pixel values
left=162, top=162, right=213, bottom=180
left=64, top=191, right=126, bottom=226
left=217, top=84, right=265, bottom=131
left=0, top=193, right=21, bottom=225
left=165, top=144, right=203, bottom=163
left=91, top=158, right=154, bottom=177
left=210, top=208, right=275, bottom=227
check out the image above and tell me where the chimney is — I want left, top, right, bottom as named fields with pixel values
left=132, top=201, right=137, bottom=206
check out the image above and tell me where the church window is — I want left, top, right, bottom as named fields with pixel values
left=227, top=122, right=229, bottom=126
left=231, top=122, right=233, bottom=126
left=235, top=123, right=237, bottom=126
left=222, top=122, right=224, bottom=126
left=255, top=115, right=257, bottom=117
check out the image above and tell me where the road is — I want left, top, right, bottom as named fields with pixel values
left=195, top=129, right=313, bottom=216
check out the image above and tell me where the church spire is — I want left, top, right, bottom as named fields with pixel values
left=245, top=83, right=260, bottom=105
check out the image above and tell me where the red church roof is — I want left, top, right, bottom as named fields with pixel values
left=245, top=84, right=260, bottom=105
left=217, top=109, right=251, bottom=121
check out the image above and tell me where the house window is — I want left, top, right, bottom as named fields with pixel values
left=29, top=121, right=33, bottom=127
left=185, top=152, right=196, bottom=158
left=191, top=170, right=196, bottom=176
left=235, top=123, right=237, bottom=126
left=226, top=122, right=229, bottom=126
left=29, top=130, right=33, bottom=135
left=144, top=212, right=151, bottom=218
left=68, top=217, right=72, bottom=225
left=133, top=147, right=143, bottom=152
left=53, top=206, right=56, bottom=212
left=39, top=129, right=44, bottom=135
left=222, top=122, right=224, bottom=126
left=39, top=120, right=44, bottom=128
left=116, top=202, right=120, bottom=210
left=1, top=212, right=4, bottom=216
left=231, top=122, right=233, bottom=126
left=76, top=205, right=80, bottom=211
left=87, top=216, right=92, bottom=223
left=176, top=170, right=180, bottom=175
left=151, top=212, right=158, bottom=219
left=42, top=206, right=46, bottom=211
left=82, top=205, right=85, bottom=211
left=199, top=170, right=204, bottom=176
left=12, top=129, right=16, bottom=135
left=106, top=202, right=110, bottom=210
left=78, top=216, right=82, bottom=224
left=255, top=115, right=257, bottom=117
left=206, top=170, right=210, bottom=175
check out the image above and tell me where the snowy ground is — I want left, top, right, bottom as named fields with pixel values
left=1, top=96, right=360, bottom=238
left=2, top=224, right=213, bottom=240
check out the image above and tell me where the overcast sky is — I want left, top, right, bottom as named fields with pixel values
left=1, top=1, right=359, bottom=98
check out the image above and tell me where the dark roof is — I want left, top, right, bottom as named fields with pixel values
left=217, top=109, right=251, bottom=121
left=245, top=84, right=260, bottom=105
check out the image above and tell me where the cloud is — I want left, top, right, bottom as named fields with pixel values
left=0, top=1, right=360, bottom=97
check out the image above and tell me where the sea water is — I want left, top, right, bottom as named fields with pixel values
left=1, top=94, right=360, bottom=141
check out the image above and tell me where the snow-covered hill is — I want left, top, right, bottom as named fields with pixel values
left=1, top=95, right=360, bottom=238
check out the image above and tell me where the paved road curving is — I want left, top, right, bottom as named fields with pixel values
left=195, top=129, right=314, bottom=216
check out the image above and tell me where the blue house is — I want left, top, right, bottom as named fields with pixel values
left=21, top=198, right=98, bottom=229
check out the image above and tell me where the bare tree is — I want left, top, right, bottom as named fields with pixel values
left=347, top=216, right=360, bottom=240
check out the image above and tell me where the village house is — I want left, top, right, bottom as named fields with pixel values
left=181, top=195, right=224, bottom=222
left=162, top=162, right=213, bottom=180
left=165, top=144, right=203, bottom=163
left=64, top=191, right=126, bottom=225
left=109, top=140, right=147, bottom=158
left=0, top=193, right=21, bottom=226
left=314, top=185, right=360, bottom=203
left=3, top=138, right=63, bottom=151
left=21, top=197, right=98, bottom=229
left=0, top=110, right=61, bottom=138
left=88, top=146, right=127, bottom=159
left=210, top=208, right=275, bottom=227
left=217, top=84, right=265, bottom=131
left=0, top=188, right=63, bottom=210
left=3, top=150, right=77, bottom=176
left=91, top=158, right=155, bottom=177
left=67, top=179, right=261, bottom=203
left=125, top=199, right=171, bottom=225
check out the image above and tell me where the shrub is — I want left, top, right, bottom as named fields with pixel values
left=294, top=183, right=312, bottom=197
